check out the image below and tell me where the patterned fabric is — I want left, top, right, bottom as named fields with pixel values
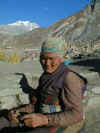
left=39, top=94, right=62, bottom=114
left=41, top=37, right=67, bottom=57
left=41, top=37, right=71, bottom=67
left=40, top=104, right=61, bottom=113
left=40, top=92, right=61, bottom=113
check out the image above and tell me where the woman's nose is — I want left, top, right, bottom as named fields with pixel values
left=46, top=59, right=51, bottom=65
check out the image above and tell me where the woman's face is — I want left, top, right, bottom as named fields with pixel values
left=40, top=52, right=62, bottom=73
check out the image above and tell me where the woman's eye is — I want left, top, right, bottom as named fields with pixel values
left=42, top=59, right=45, bottom=64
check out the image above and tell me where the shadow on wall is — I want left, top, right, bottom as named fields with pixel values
left=71, top=59, right=100, bottom=75
left=16, top=73, right=36, bottom=103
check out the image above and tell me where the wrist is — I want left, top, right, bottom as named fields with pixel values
left=43, top=115, right=48, bottom=125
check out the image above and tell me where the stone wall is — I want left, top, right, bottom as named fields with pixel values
left=0, top=73, right=30, bottom=109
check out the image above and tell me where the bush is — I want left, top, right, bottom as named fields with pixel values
left=0, top=50, right=6, bottom=61
left=0, top=49, right=21, bottom=63
left=7, top=52, right=21, bottom=63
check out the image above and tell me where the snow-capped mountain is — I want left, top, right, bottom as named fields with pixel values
left=0, top=20, right=40, bottom=36
left=8, top=20, right=39, bottom=30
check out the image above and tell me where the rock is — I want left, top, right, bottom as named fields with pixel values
left=92, top=87, right=100, bottom=94
left=0, top=73, right=33, bottom=109
left=85, top=106, right=100, bottom=133
left=81, top=72, right=100, bottom=85
left=0, top=96, right=18, bottom=109
left=83, top=86, right=100, bottom=133
left=84, top=86, right=100, bottom=110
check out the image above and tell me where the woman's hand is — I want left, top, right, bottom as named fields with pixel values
left=8, top=110, right=19, bottom=124
left=21, top=113, right=48, bottom=128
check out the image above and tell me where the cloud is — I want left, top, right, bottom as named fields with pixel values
left=8, top=20, right=40, bottom=30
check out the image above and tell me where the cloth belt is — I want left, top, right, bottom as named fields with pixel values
left=40, top=104, right=61, bottom=113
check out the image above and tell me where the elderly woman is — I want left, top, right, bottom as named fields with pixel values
left=0, top=37, right=86, bottom=133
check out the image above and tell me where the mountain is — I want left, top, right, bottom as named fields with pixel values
left=6, top=28, right=49, bottom=48
left=50, top=0, right=100, bottom=42
left=48, top=0, right=100, bottom=57
left=0, top=20, right=39, bottom=36
left=0, top=0, right=100, bottom=58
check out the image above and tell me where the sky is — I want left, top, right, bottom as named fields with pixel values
left=0, top=0, right=90, bottom=28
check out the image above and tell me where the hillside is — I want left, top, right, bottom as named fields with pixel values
left=8, top=28, right=49, bottom=48
left=0, top=0, right=100, bottom=58
left=0, top=21, right=39, bottom=36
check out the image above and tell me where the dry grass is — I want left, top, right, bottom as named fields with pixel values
left=0, top=49, right=21, bottom=63
left=7, top=52, right=21, bottom=63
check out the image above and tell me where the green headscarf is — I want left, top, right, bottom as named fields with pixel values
left=41, top=37, right=67, bottom=57
left=41, top=37, right=71, bottom=66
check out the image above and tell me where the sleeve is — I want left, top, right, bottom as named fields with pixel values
left=46, top=72, right=84, bottom=127
left=10, top=77, right=42, bottom=114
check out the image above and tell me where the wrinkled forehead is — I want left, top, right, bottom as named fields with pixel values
left=40, top=52, right=60, bottom=60
left=42, top=52, right=59, bottom=57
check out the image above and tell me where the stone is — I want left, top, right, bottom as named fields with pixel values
left=0, top=73, right=31, bottom=109
left=0, top=95, right=18, bottom=109
left=92, top=86, right=100, bottom=94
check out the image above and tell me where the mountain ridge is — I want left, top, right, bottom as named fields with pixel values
left=0, top=20, right=39, bottom=36
left=0, top=0, right=100, bottom=58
